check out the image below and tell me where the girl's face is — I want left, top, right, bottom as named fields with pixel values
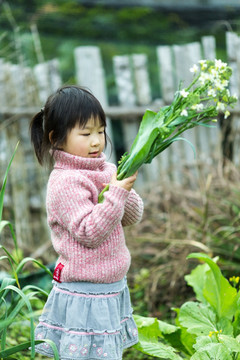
left=61, top=117, right=105, bottom=158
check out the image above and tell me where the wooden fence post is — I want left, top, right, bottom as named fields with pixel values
left=33, top=62, right=51, bottom=104
left=0, top=59, right=8, bottom=109
left=48, top=59, right=62, bottom=92
left=74, top=46, right=116, bottom=163
left=171, top=42, right=205, bottom=185
left=33, top=59, right=61, bottom=104
left=113, top=55, right=138, bottom=151
left=156, top=45, right=175, bottom=104
left=131, top=54, right=152, bottom=106
left=112, top=55, right=147, bottom=186
left=201, top=35, right=216, bottom=60
left=6, top=122, right=32, bottom=248
left=226, top=31, right=240, bottom=166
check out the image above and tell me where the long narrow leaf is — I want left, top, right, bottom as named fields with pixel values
left=16, top=257, right=53, bottom=278
left=0, top=278, right=16, bottom=308
left=0, top=245, right=20, bottom=288
left=0, top=245, right=17, bottom=265
left=0, top=142, right=19, bottom=221
left=1, top=298, right=8, bottom=351
left=0, top=339, right=59, bottom=359
left=0, top=220, right=18, bottom=254
left=22, top=284, right=49, bottom=298
left=0, top=285, right=35, bottom=357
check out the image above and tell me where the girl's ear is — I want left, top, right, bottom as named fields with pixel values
left=49, top=130, right=54, bottom=144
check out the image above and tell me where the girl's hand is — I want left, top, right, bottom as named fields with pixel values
left=109, top=172, right=138, bottom=192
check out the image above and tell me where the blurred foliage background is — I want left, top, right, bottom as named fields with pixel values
left=1, top=0, right=240, bottom=102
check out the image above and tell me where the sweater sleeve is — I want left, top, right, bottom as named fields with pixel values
left=47, top=174, right=130, bottom=249
left=121, top=189, right=144, bottom=227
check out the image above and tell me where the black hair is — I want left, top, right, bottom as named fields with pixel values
left=30, top=85, right=108, bottom=165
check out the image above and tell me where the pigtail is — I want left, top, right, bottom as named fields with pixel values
left=30, top=110, right=45, bottom=165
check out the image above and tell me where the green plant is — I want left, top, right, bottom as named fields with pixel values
left=133, top=252, right=240, bottom=359
left=0, top=144, right=59, bottom=359
left=99, top=59, right=237, bottom=202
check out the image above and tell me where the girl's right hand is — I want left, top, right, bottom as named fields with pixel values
left=109, top=172, right=138, bottom=192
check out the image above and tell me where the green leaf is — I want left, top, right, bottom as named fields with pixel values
left=16, top=257, right=53, bottom=278
left=0, top=245, right=20, bottom=287
left=0, top=284, right=35, bottom=357
left=0, top=221, right=18, bottom=253
left=218, top=334, right=240, bottom=353
left=187, top=253, right=238, bottom=319
left=117, top=109, right=165, bottom=178
left=173, top=308, right=196, bottom=356
left=134, top=314, right=178, bottom=336
left=1, top=297, right=8, bottom=350
left=133, top=315, right=182, bottom=359
left=191, top=343, right=232, bottom=360
left=0, top=245, right=17, bottom=265
left=169, top=136, right=196, bottom=157
left=167, top=116, right=187, bottom=127
left=134, top=340, right=182, bottom=360
left=217, top=317, right=233, bottom=336
left=233, top=304, right=240, bottom=337
left=178, top=301, right=217, bottom=336
left=185, top=262, right=210, bottom=303
left=0, top=340, right=59, bottom=359
left=0, top=142, right=19, bottom=221
left=193, top=335, right=215, bottom=351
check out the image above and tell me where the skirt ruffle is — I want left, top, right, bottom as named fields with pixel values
left=34, top=278, right=138, bottom=359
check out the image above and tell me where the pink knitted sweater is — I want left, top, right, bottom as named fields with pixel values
left=47, top=150, right=144, bottom=284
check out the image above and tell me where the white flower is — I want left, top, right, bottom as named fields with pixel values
left=181, top=109, right=188, bottom=116
left=221, top=79, right=229, bottom=88
left=224, top=110, right=230, bottom=119
left=215, top=59, right=227, bottom=70
left=179, top=89, right=189, bottom=98
left=214, top=80, right=225, bottom=91
left=192, top=103, right=204, bottom=111
left=208, top=88, right=217, bottom=97
left=216, top=102, right=225, bottom=111
left=210, top=68, right=218, bottom=78
left=199, top=60, right=207, bottom=70
left=232, top=94, right=238, bottom=101
left=199, top=72, right=212, bottom=85
left=190, top=64, right=199, bottom=73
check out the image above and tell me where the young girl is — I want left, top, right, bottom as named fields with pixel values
left=30, top=85, right=144, bottom=360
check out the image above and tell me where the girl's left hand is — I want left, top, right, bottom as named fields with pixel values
left=108, top=171, right=138, bottom=192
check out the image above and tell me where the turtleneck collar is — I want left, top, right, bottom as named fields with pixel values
left=53, top=150, right=106, bottom=171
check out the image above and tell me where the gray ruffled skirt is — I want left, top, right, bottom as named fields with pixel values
left=34, top=277, right=138, bottom=359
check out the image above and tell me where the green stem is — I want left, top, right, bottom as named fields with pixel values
left=98, top=184, right=109, bottom=203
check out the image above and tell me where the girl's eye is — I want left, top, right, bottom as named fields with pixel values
left=81, top=133, right=90, bottom=136
left=99, top=131, right=104, bottom=134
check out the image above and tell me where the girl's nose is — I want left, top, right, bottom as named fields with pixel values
left=91, top=135, right=100, bottom=146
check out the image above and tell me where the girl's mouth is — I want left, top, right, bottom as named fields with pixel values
left=89, top=151, right=99, bottom=157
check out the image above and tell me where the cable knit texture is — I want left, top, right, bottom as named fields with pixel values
left=47, top=150, right=144, bottom=284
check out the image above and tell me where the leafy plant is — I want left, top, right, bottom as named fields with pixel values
left=99, top=59, right=237, bottom=202
left=0, top=144, right=59, bottom=359
left=134, top=252, right=240, bottom=359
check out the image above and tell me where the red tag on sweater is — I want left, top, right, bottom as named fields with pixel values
left=53, top=263, right=64, bottom=283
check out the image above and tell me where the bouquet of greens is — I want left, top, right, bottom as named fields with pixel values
left=99, top=59, right=237, bottom=202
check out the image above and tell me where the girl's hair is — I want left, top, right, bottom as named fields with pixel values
left=30, top=85, right=108, bottom=165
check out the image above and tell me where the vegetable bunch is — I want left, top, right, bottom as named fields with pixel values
left=98, top=59, right=237, bottom=202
